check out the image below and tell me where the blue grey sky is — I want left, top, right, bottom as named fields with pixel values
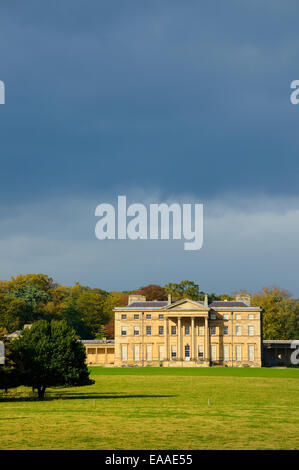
left=1, top=1, right=299, bottom=295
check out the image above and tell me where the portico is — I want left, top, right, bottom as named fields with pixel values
left=163, top=300, right=210, bottom=366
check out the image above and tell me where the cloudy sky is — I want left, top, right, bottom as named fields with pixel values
left=0, top=1, right=299, bottom=295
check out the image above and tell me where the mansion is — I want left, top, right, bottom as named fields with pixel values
left=83, top=294, right=263, bottom=367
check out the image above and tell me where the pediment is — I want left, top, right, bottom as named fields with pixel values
left=163, top=298, right=210, bottom=311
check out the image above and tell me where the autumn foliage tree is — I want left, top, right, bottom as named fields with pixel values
left=9, top=274, right=56, bottom=293
left=0, top=296, right=32, bottom=332
left=135, top=284, right=167, bottom=301
left=252, top=287, right=299, bottom=340
left=105, top=316, right=115, bottom=339
left=164, top=280, right=203, bottom=301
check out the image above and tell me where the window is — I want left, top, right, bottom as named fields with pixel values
left=171, top=325, right=177, bottom=335
left=211, top=345, right=217, bottom=361
left=248, top=345, right=254, bottom=361
left=159, top=326, right=164, bottom=336
left=198, top=345, right=204, bottom=358
left=210, top=326, right=216, bottom=336
left=159, top=345, right=164, bottom=361
left=235, top=325, right=241, bottom=336
left=248, top=314, right=254, bottom=320
left=210, top=313, right=216, bottom=320
left=146, top=326, right=151, bottom=336
left=248, top=325, right=254, bottom=336
left=146, top=345, right=152, bottom=361
left=223, top=325, right=229, bottom=336
left=121, top=314, right=127, bottom=320
left=236, top=345, right=242, bottom=361
left=223, top=314, right=229, bottom=320
left=171, top=345, right=177, bottom=358
left=185, top=344, right=190, bottom=358
left=134, top=326, right=139, bottom=336
left=134, top=314, right=139, bottom=320
left=121, top=345, right=127, bottom=361
left=146, top=314, right=151, bottom=320
left=158, top=314, right=164, bottom=320
left=198, top=326, right=204, bottom=336
left=185, top=325, right=190, bottom=335
left=223, top=345, right=229, bottom=361
left=134, top=344, right=140, bottom=361
left=121, top=326, right=127, bottom=336
left=236, top=314, right=241, bottom=320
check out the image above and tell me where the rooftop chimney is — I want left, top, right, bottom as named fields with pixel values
left=168, top=294, right=172, bottom=305
left=128, top=295, right=146, bottom=305
left=235, top=294, right=251, bottom=306
left=204, top=293, right=208, bottom=307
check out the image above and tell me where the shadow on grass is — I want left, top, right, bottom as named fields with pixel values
left=0, top=392, right=177, bottom=402
left=0, top=417, right=29, bottom=420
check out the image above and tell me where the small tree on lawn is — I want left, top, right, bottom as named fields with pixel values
left=11, top=320, right=94, bottom=399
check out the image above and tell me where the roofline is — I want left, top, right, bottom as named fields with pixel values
left=115, top=305, right=261, bottom=311
left=163, top=297, right=209, bottom=310
left=115, top=297, right=207, bottom=311
left=210, top=306, right=261, bottom=311
left=263, top=340, right=298, bottom=344
left=114, top=306, right=167, bottom=311
left=80, top=340, right=115, bottom=345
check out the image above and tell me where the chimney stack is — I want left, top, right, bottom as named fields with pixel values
left=168, top=294, right=172, bottom=305
left=128, top=294, right=146, bottom=305
left=204, top=293, right=208, bottom=307
left=235, top=294, right=251, bottom=306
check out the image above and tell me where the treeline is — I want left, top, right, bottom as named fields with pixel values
left=0, top=275, right=298, bottom=340
left=0, top=274, right=116, bottom=340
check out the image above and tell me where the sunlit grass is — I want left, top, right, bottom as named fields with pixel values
left=89, top=366, right=299, bottom=378
left=0, top=368, right=298, bottom=449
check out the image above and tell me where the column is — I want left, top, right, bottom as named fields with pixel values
left=165, top=317, right=169, bottom=360
left=191, top=317, right=195, bottom=360
left=205, top=317, right=210, bottom=364
left=177, top=317, right=181, bottom=361
left=105, top=347, right=108, bottom=364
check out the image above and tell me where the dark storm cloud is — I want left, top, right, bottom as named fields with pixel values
left=1, top=0, right=299, bottom=201
left=1, top=1, right=299, bottom=291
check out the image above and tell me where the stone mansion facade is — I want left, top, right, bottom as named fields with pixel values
left=83, top=294, right=263, bottom=367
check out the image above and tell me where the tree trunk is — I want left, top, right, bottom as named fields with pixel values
left=37, top=386, right=46, bottom=400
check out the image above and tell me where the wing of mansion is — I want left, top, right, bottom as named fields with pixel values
left=83, top=293, right=264, bottom=367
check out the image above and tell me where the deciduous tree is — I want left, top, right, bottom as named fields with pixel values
left=135, top=284, right=167, bottom=301
left=252, top=287, right=295, bottom=340
left=164, top=280, right=203, bottom=301
left=11, top=320, right=94, bottom=399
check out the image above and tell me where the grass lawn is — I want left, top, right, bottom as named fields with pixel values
left=0, top=367, right=298, bottom=450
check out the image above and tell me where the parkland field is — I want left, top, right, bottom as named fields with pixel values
left=0, top=367, right=298, bottom=450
